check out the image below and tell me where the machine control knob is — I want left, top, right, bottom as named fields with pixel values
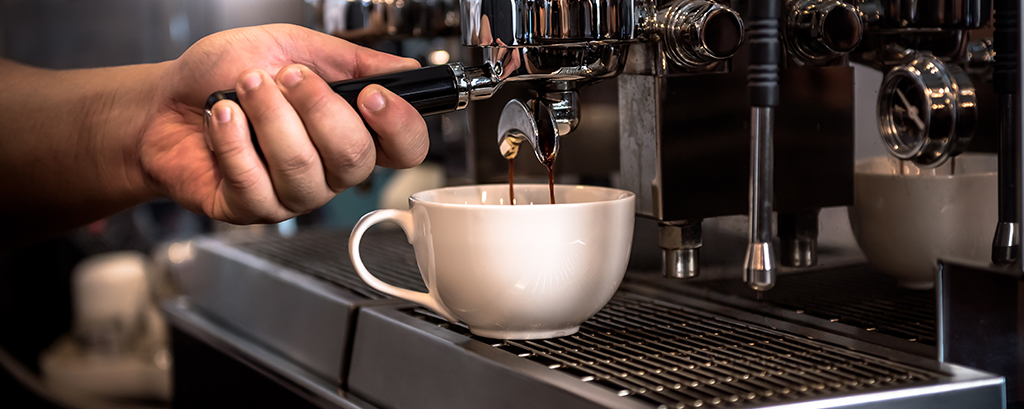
left=877, top=53, right=977, bottom=167
left=661, top=0, right=744, bottom=67
left=786, top=0, right=863, bottom=62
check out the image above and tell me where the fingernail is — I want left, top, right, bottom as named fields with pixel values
left=213, top=104, right=232, bottom=123
left=279, top=66, right=302, bottom=88
left=363, top=90, right=386, bottom=112
left=242, top=71, right=262, bottom=91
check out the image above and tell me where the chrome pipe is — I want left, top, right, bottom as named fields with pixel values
left=744, top=107, right=777, bottom=292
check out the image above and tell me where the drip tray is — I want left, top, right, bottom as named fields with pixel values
left=236, top=228, right=424, bottom=299
left=635, top=267, right=938, bottom=357
left=348, top=293, right=1002, bottom=409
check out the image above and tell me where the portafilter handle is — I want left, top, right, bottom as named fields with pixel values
left=204, top=63, right=500, bottom=157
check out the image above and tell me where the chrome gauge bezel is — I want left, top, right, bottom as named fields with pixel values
left=876, top=53, right=976, bottom=167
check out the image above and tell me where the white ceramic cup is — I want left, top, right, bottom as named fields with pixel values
left=848, top=154, right=997, bottom=289
left=349, top=184, right=635, bottom=339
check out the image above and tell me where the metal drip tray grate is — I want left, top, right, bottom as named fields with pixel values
left=413, top=294, right=943, bottom=409
left=236, top=229, right=424, bottom=299
left=697, top=267, right=936, bottom=346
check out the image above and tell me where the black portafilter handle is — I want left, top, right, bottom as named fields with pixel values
left=205, top=63, right=463, bottom=116
left=204, top=64, right=466, bottom=158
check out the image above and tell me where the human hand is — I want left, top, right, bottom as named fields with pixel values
left=140, top=24, right=428, bottom=224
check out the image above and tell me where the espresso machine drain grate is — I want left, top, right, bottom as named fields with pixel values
left=414, top=294, right=943, bottom=409
left=237, top=229, right=424, bottom=299
left=698, top=267, right=936, bottom=346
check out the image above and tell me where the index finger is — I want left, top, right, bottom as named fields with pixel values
left=350, top=46, right=422, bottom=78
left=284, top=29, right=421, bottom=80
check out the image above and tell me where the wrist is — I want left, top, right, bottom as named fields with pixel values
left=79, top=62, right=171, bottom=207
left=0, top=59, right=173, bottom=244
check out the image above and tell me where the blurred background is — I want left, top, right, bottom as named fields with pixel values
left=0, top=1, right=376, bottom=408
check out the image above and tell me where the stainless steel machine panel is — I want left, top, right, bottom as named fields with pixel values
left=168, top=229, right=417, bottom=383
left=622, top=65, right=854, bottom=221
left=168, top=231, right=1006, bottom=409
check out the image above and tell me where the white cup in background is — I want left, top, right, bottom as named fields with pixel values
left=848, top=154, right=997, bottom=289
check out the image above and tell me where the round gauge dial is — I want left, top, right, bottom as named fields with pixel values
left=876, top=53, right=976, bottom=167
left=885, top=76, right=927, bottom=155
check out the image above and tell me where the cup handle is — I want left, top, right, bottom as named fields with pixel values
left=348, top=209, right=459, bottom=323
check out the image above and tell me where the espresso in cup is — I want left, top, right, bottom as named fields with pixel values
left=349, top=184, right=635, bottom=339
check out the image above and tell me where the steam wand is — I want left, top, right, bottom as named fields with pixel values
left=992, top=0, right=1021, bottom=265
left=744, top=0, right=781, bottom=293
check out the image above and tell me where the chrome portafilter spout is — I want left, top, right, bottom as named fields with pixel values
left=497, top=98, right=560, bottom=165
left=744, top=0, right=781, bottom=295
left=497, top=84, right=580, bottom=165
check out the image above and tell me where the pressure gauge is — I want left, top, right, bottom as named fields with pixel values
left=877, top=53, right=976, bottom=167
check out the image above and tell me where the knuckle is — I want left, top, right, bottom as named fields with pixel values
left=327, top=161, right=373, bottom=192
left=256, top=209, right=295, bottom=224
left=328, top=133, right=374, bottom=171
left=302, top=90, right=335, bottom=117
left=407, top=130, right=430, bottom=165
left=225, top=162, right=264, bottom=192
left=213, top=131, right=249, bottom=158
left=202, top=184, right=297, bottom=225
left=247, top=101, right=291, bottom=126
left=275, top=148, right=320, bottom=178
left=388, top=123, right=429, bottom=168
left=279, top=188, right=329, bottom=214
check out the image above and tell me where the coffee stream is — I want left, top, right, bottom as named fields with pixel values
left=508, top=158, right=515, bottom=204
left=547, top=165, right=555, bottom=204
left=537, top=124, right=557, bottom=205
left=505, top=141, right=556, bottom=205
left=505, top=159, right=556, bottom=205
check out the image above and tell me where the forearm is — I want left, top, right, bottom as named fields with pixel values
left=0, top=59, right=166, bottom=246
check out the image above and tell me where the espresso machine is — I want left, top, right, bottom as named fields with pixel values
left=162, top=0, right=1021, bottom=408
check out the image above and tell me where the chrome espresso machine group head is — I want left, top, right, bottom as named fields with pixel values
left=208, top=1, right=740, bottom=147
left=207, top=0, right=1017, bottom=294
